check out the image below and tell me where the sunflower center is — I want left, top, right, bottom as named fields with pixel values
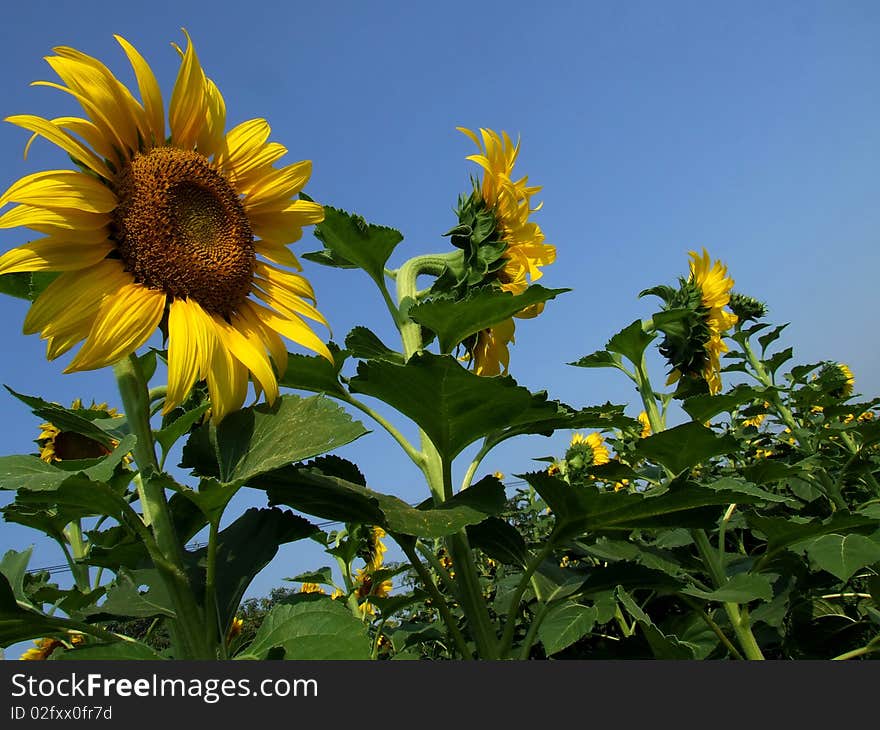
left=112, top=147, right=255, bottom=317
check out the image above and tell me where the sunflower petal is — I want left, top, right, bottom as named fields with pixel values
left=5, top=114, right=112, bottom=179
left=168, top=29, right=208, bottom=149
left=249, top=200, right=324, bottom=244
left=250, top=300, right=332, bottom=362
left=66, top=283, right=166, bottom=371
left=115, top=35, right=165, bottom=146
left=214, top=314, right=279, bottom=405
left=242, top=160, right=312, bottom=213
left=238, top=299, right=287, bottom=375
left=202, top=316, right=249, bottom=421
left=0, top=170, right=117, bottom=212
left=0, top=237, right=113, bottom=275
left=197, top=77, right=226, bottom=159
left=165, top=298, right=206, bottom=412
left=0, top=204, right=108, bottom=236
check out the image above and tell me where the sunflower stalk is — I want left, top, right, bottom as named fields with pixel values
left=112, top=354, right=212, bottom=659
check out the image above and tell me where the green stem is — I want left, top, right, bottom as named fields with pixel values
left=112, top=354, right=211, bottom=660
left=395, top=251, right=461, bottom=359
left=517, top=602, right=552, bottom=660
left=204, top=519, right=221, bottom=656
left=416, top=541, right=459, bottom=597
left=341, top=392, right=424, bottom=468
left=680, top=595, right=745, bottom=660
left=692, top=528, right=764, bottom=660
left=398, top=538, right=471, bottom=659
left=461, top=440, right=493, bottom=492
left=499, top=540, right=555, bottom=658
left=62, top=520, right=92, bottom=592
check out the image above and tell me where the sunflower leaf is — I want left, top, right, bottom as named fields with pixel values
left=344, top=326, right=405, bottom=363
left=307, top=206, right=403, bottom=287
left=0, top=271, right=59, bottom=302
left=604, top=319, right=656, bottom=367
left=633, top=422, right=739, bottom=475
left=348, top=351, right=561, bottom=462
left=681, top=384, right=765, bottom=423
left=180, top=394, right=368, bottom=486
left=408, top=285, right=569, bottom=354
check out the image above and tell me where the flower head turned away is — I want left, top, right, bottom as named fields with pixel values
left=644, top=248, right=737, bottom=395
left=563, top=431, right=610, bottom=482
left=816, top=362, right=855, bottom=399
left=637, top=411, right=652, bottom=439
left=37, top=399, right=124, bottom=463
left=0, top=32, right=330, bottom=421
left=447, top=128, right=556, bottom=376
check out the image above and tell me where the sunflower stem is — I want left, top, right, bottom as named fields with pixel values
left=113, top=354, right=212, bottom=660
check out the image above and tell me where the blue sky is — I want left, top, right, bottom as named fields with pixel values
left=0, top=1, right=878, bottom=654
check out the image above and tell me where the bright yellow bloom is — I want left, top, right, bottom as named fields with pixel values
left=299, top=582, right=326, bottom=594
left=458, top=128, right=556, bottom=375
left=666, top=249, right=737, bottom=395
left=835, top=363, right=855, bottom=398
left=354, top=568, right=392, bottom=618
left=637, top=411, right=652, bottom=438
left=225, top=617, right=244, bottom=643
left=37, top=399, right=122, bottom=462
left=364, top=526, right=388, bottom=573
left=0, top=33, right=330, bottom=421
left=570, top=431, right=610, bottom=467
left=20, top=633, right=83, bottom=660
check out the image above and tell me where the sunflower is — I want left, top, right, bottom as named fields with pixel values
left=816, top=362, right=855, bottom=399
left=568, top=431, right=610, bottom=467
left=656, top=249, right=737, bottom=395
left=637, top=411, right=652, bottom=438
left=19, top=633, right=84, bottom=660
left=363, top=526, right=388, bottom=573
left=0, top=33, right=330, bottom=421
left=37, top=399, right=121, bottom=462
left=455, top=127, right=556, bottom=375
left=299, top=582, right=326, bottom=595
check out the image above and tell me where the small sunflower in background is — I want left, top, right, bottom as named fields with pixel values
left=816, top=362, right=855, bottom=399
left=19, top=633, right=84, bottom=660
left=37, top=399, right=122, bottom=463
left=562, top=431, right=610, bottom=483
left=445, top=127, right=556, bottom=376
left=643, top=248, right=737, bottom=395
left=0, top=32, right=330, bottom=421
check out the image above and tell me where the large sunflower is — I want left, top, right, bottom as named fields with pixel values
left=456, top=127, right=556, bottom=376
left=0, top=33, right=330, bottom=421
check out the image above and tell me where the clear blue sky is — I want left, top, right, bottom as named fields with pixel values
left=1, top=0, right=878, bottom=652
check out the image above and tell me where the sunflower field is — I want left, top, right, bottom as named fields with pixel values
left=1, top=33, right=879, bottom=662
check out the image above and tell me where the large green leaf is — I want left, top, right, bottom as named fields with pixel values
left=237, top=595, right=372, bottom=660
left=305, top=206, right=403, bottom=287
left=605, top=319, right=656, bottom=366
left=537, top=602, right=598, bottom=656
left=747, top=513, right=880, bottom=559
left=0, top=434, right=135, bottom=493
left=0, top=271, right=59, bottom=302
left=408, top=285, right=569, bottom=354
left=633, top=422, right=739, bottom=474
left=681, top=384, right=765, bottom=424
left=801, top=533, right=880, bottom=581
left=616, top=587, right=696, bottom=659
left=261, top=464, right=504, bottom=539
left=466, top=517, right=528, bottom=567
left=55, top=641, right=165, bottom=660
left=681, top=574, right=773, bottom=603
left=348, top=351, right=561, bottom=461
left=278, top=349, right=348, bottom=396
left=344, top=327, right=404, bottom=364
left=180, top=394, right=368, bottom=486
left=5, top=387, right=123, bottom=447
left=84, top=569, right=175, bottom=620
left=0, top=574, right=80, bottom=647
left=0, top=548, right=33, bottom=606
left=522, top=472, right=772, bottom=539
left=188, top=508, right=319, bottom=630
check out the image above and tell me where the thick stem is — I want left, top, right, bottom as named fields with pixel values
left=113, top=354, right=211, bottom=659
left=499, top=541, right=555, bottom=658
left=204, top=519, right=221, bottom=655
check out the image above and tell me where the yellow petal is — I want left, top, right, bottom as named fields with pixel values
left=165, top=298, right=207, bottom=412
left=238, top=299, right=287, bottom=375
left=252, top=274, right=328, bottom=327
left=249, top=200, right=324, bottom=244
left=66, top=283, right=166, bottom=371
left=249, top=300, right=332, bottom=362
left=253, top=240, right=302, bottom=269
left=115, top=35, right=165, bottom=146
left=0, top=237, right=113, bottom=275
left=0, top=170, right=117, bottom=212
left=0, top=204, right=108, bottom=236
left=215, top=314, right=279, bottom=405
left=243, top=160, right=312, bottom=213
left=5, top=114, right=112, bottom=179
left=202, top=318, right=249, bottom=422
left=168, top=29, right=207, bottom=149
left=197, top=77, right=226, bottom=159
left=50, top=116, right=118, bottom=163
left=24, top=259, right=129, bottom=335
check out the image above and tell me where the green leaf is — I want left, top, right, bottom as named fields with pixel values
left=681, top=384, right=765, bottom=423
left=747, top=513, right=880, bottom=559
left=466, top=517, right=528, bottom=567
left=287, top=567, right=334, bottom=586
left=181, top=394, right=368, bottom=486
left=5, top=387, right=122, bottom=447
left=409, top=285, right=569, bottom=354
left=616, top=587, right=696, bottom=659
left=188, top=508, right=318, bottom=630
left=0, top=271, right=59, bottom=302
left=155, top=403, right=210, bottom=459
left=262, top=467, right=503, bottom=539
left=0, top=574, right=80, bottom=647
left=801, top=533, right=880, bottom=582
left=344, top=326, right=404, bottom=364
left=278, top=348, right=348, bottom=396
left=54, top=641, right=165, bottom=660
left=538, top=602, right=598, bottom=656
left=0, top=548, right=33, bottom=605
left=757, top=324, right=789, bottom=354
left=348, top=351, right=561, bottom=461
left=633, top=422, right=739, bottom=474
left=568, top=350, right=624, bottom=370
left=522, top=472, right=772, bottom=539
left=765, top=347, right=794, bottom=375
left=237, top=595, right=372, bottom=660
left=307, top=206, right=403, bottom=287
left=84, top=569, right=175, bottom=620
left=702, top=476, right=790, bottom=504
left=681, top=574, right=773, bottom=603
left=605, top=319, right=655, bottom=366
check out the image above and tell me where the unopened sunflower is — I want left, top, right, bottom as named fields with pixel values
left=450, top=128, right=556, bottom=376
left=645, top=248, right=737, bottom=395
left=0, top=32, right=330, bottom=421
